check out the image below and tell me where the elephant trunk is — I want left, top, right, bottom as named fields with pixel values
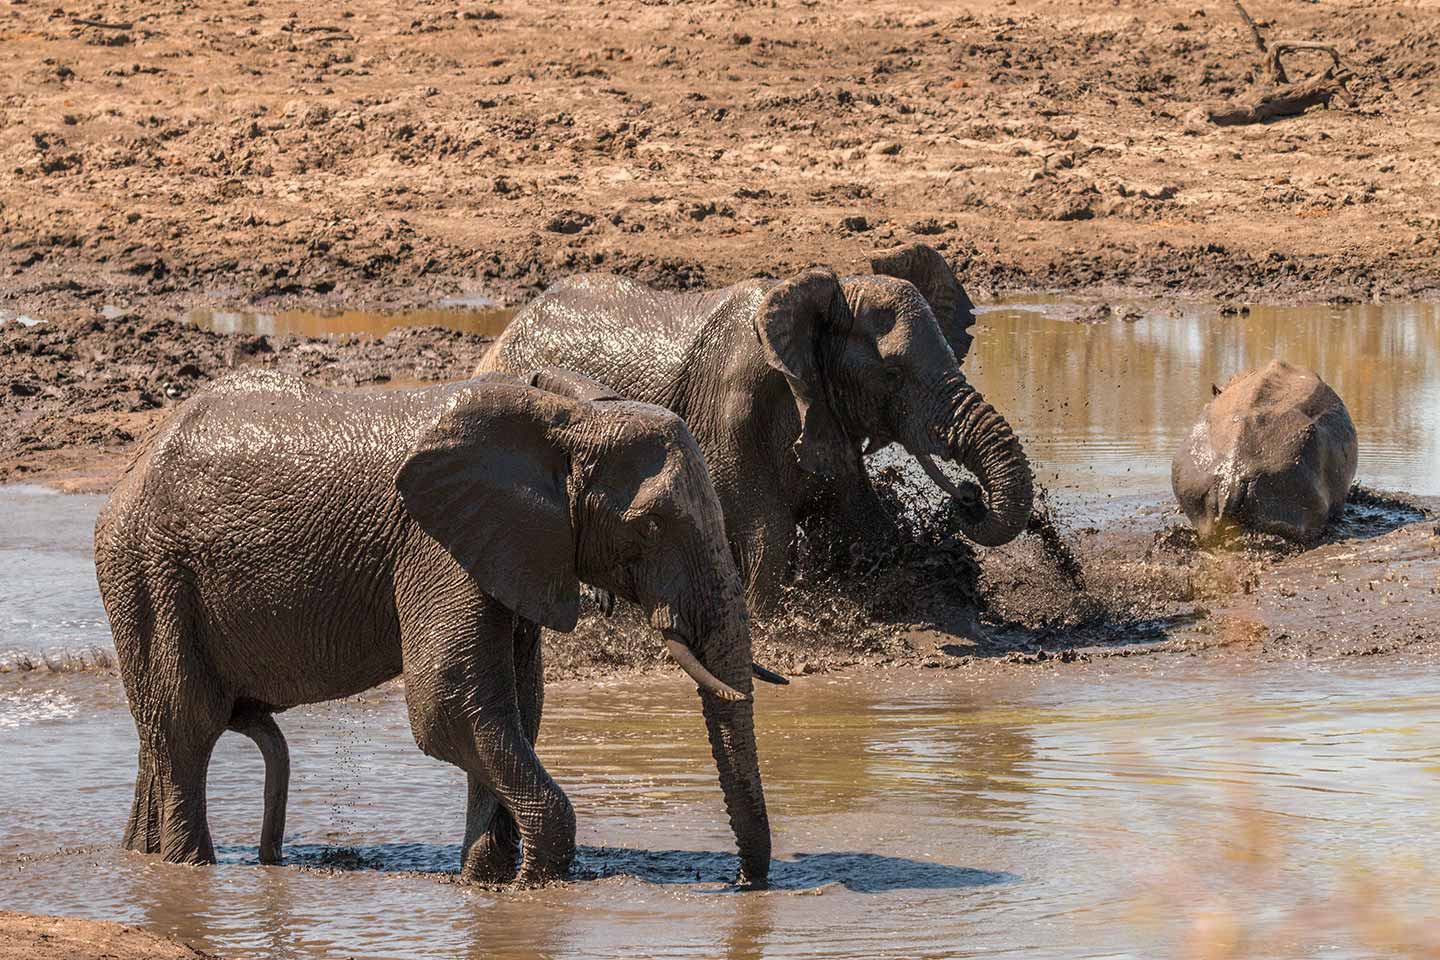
left=693, top=622, right=771, bottom=889
left=924, top=379, right=1034, bottom=547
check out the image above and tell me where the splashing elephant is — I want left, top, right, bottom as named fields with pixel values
left=1172, top=359, right=1357, bottom=543
left=478, top=243, right=1034, bottom=611
left=94, top=367, right=775, bottom=888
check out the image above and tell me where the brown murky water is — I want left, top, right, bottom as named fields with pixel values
left=4, top=487, right=1440, bottom=958
left=186, top=298, right=1440, bottom=497
left=6, top=300, right=1440, bottom=957
left=965, top=299, right=1440, bottom=498
left=4, top=657, right=1439, bottom=958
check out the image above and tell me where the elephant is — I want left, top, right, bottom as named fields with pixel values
left=476, top=242, right=1034, bottom=612
left=1172, top=359, right=1357, bottom=544
left=93, top=366, right=777, bottom=888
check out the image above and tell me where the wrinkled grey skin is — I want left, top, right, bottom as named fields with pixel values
left=94, top=367, right=772, bottom=888
left=1172, top=359, right=1358, bottom=543
left=478, top=243, right=1034, bottom=611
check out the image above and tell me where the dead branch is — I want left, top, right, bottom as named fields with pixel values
left=1189, top=72, right=1355, bottom=128
left=70, top=17, right=133, bottom=30
left=1196, top=2, right=1355, bottom=127
left=1265, top=41, right=1344, bottom=84
left=1230, top=0, right=1268, bottom=53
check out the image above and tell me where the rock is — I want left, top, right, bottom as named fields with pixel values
left=543, top=209, right=594, bottom=234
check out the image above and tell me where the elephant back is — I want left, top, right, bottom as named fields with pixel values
left=479, top=273, right=769, bottom=411
left=1205, top=359, right=1352, bottom=474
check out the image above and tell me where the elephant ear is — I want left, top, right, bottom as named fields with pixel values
left=753, top=267, right=855, bottom=477
left=870, top=243, right=976, bottom=363
left=396, top=382, right=581, bottom=632
left=528, top=365, right=622, bottom=403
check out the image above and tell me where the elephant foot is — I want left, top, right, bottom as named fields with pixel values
left=511, top=858, right=573, bottom=889
left=123, top=744, right=217, bottom=865
left=734, top=867, right=770, bottom=891
left=509, top=791, right=577, bottom=889
left=459, top=824, right=519, bottom=885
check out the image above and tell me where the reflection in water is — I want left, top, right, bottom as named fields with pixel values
left=6, top=665, right=1440, bottom=959
left=968, top=299, right=1440, bottom=496
left=188, top=305, right=515, bottom=339
left=188, top=297, right=1440, bottom=496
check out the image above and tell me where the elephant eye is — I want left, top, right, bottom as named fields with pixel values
left=642, top=517, right=661, bottom=542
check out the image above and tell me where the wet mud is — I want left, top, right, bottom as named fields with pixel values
left=5, top=298, right=1440, bottom=678
left=2, top=0, right=1440, bottom=325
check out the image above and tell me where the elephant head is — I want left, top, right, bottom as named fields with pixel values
left=754, top=244, right=1033, bottom=546
left=396, top=368, right=773, bottom=886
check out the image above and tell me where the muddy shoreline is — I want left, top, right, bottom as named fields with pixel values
left=0, top=912, right=215, bottom=960
left=4, top=310, right=1439, bottom=680
left=3, top=0, right=1440, bottom=321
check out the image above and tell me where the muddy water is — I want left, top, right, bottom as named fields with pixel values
left=4, top=490, right=1440, bottom=957
left=0, top=485, right=111, bottom=663
left=6, top=656, right=1440, bottom=958
left=186, top=298, right=1440, bottom=498
left=967, top=299, right=1440, bottom=497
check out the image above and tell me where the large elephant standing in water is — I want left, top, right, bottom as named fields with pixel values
left=94, top=367, right=774, bottom=888
left=478, top=243, right=1034, bottom=611
left=1172, top=359, right=1358, bottom=544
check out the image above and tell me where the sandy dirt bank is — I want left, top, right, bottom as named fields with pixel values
left=1, top=0, right=1438, bottom=322
left=0, top=913, right=216, bottom=960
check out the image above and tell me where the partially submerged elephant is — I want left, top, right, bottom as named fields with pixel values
left=95, top=367, right=776, bottom=887
left=478, top=242, right=1033, bottom=611
left=1172, top=359, right=1357, bottom=544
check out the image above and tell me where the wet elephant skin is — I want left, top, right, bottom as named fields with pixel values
left=478, top=242, right=1034, bottom=613
left=93, top=367, right=771, bottom=888
left=1172, top=358, right=1358, bottom=543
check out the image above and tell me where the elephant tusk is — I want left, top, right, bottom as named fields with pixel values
left=751, top=662, right=790, bottom=685
left=916, top=453, right=982, bottom=510
left=664, top=636, right=751, bottom=702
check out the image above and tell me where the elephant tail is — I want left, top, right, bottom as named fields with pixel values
left=228, top=707, right=290, bottom=865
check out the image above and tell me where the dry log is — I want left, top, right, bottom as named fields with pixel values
left=1194, top=2, right=1355, bottom=127
left=70, top=17, right=133, bottom=30
left=1230, top=0, right=1268, bottom=53
left=1189, top=72, right=1355, bottom=128
left=1265, top=41, right=1344, bottom=84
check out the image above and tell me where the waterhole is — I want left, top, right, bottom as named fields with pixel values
left=4, top=298, right=1439, bottom=958
left=4, top=642, right=1438, bottom=958
left=180, top=297, right=1440, bottom=496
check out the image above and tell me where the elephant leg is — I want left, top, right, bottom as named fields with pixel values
left=434, top=709, right=573, bottom=886
left=402, top=602, right=573, bottom=886
left=125, top=716, right=225, bottom=865
left=118, top=596, right=227, bottom=865
left=460, top=619, right=544, bottom=884
left=228, top=710, right=289, bottom=865
left=731, top=503, right=796, bottom=617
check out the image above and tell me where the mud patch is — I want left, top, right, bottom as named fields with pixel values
left=0, top=647, right=114, bottom=675
left=0, top=313, right=495, bottom=488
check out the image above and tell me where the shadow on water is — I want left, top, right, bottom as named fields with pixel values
left=253, top=844, right=1014, bottom=894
